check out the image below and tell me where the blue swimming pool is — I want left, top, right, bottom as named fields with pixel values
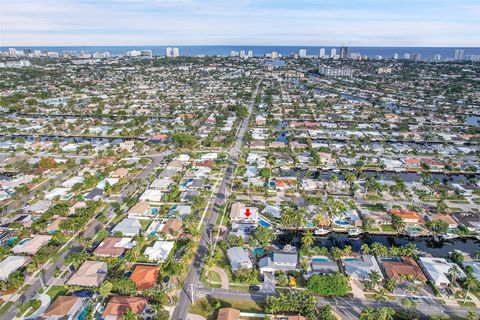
left=253, top=248, right=265, bottom=256
left=334, top=220, right=349, bottom=225
left=259, top=219, right=271, bottom=228
left=312, top=257, right=331, bottom=262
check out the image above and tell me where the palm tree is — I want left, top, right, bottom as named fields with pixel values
left=448, top=265, right=460, bottom=286
left=463, top=275, right=478, bottom=304
left=377, top=307, right=395, bottom=320
left=301, top=230, right=314, bottom=248
left=402, top=243, right=418, bottom=258
left=343, top=245, right=352, bottom=256
left=374, top=288, right=389, bottom=306
left=359, top=307, right=376, bottom=320
left=361, top=243, right=370, bottom=254
left=368, top=271, right=381, bottom=288
left=385, top=279, right=398, bottom=293
left=391, top=214, right=406, bottom=232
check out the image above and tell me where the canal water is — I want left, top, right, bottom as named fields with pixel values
left=276, top=232, right=480, bottom=257
left=277, top=167, right=479, bottom=184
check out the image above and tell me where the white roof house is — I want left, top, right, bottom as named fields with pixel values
left=230, top=202, right=259, bottom=223
left=12, top=235, right=52, bottom=255
left=144, top=241, right=175, bottom=262
left=96, top=178, right=119, bottom=190
left=0, top=256, right=31, bottom=280
left=342, top=255, right=384, bottom=281
left=44, top=187, right=69, bottom=200
left=226, top=247, right=253, bottom=272
left=111, top=218, right=141, bottom=237
left=149, top=178, right=173, bottom=191
left=61, top=176, right=85, bottom=189
left=419, top=257, right=466, bottom=287
left=139, top=189, right=164, bottom=202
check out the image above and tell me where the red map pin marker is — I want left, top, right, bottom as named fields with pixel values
left=245, top=208, right=251, bottom=217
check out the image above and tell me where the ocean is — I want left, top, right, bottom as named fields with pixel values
left=1, top=46, right=480, bottom=60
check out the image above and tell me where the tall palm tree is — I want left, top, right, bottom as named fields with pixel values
left=463, top=275, right=478, bottom=304
left=374, top=288, right=389, bottom=306
left=368, top=271, right=381, bottom=288
left=301, top=230, right=315, bottom=248
left=359, top=307, right=376, bottom=320
left=448, top=265, right=460, bottom=286
left=361, top=243, right=370, bottom=254
left=378, top=307, right=395, bottom=320
left=391, top=214, right=406, bottom=232
left=385, top=279, right=398, bottom=293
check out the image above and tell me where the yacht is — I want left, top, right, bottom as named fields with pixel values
left=442, top=233, right=459, bottom=240
left=347, top=228, right=362, bottom=237
left=314, top=228, right=330, bottom=236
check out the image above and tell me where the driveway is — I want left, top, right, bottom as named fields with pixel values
left=211, top=266, right=229, bottom=289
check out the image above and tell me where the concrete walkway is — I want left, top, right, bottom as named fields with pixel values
left=211, top=267, right=229, bottom=289
left=187, top=314, right=207, bottom=320
left=16, top=293, right=50, bottom=320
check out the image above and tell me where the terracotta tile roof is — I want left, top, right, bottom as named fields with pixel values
left=130, top=265, right=160, bottom=291
left=160, top=218, right=182, bottom=239
left=389, top=209, right=424, bottom=224
left=217, top=307, right=240, bottom=320
left=383, top=257, right=427, bottom=281
left=102, top=296, right=147, bottom=319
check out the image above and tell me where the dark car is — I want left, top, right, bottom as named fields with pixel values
left=249, top=285, right=260, bottom=291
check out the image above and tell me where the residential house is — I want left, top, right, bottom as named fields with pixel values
left=38, top=296, right=85, bottom=320
left=159, top=218, right=183, bottom=240
left=342, top=255, right=384, bottom=281
left=304, top=256, right=340, bottom=279
left=259, top=246, right=298, bottom=274
left=102, top=296, right=147, bottom=320
left=217, top=307, right=240, bottom=320
left=0, top=256, right=30, bottom=281
left=389, top=209, right=424, bottom=225
left=12, top=235, right=52, bottom=255
left=130, top=265, right=160, bottom=291
left=226, top=247, right=253, bottom=272
left=128, top=202, right=152, bottom=219
left=380, top=257, right=427, bottom=282
left=419, top=257, right=466, bottom=287
left=229, top=202, right=259, bottom=224
left=93, top=237, right=134, bottom=258
left=144, top=241, right=175, bottom=262
left=67, top=261, right=108, bottom=287
left=111, top=218, right=141, bottom=237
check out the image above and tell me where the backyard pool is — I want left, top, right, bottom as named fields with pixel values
left=334, top=220, right=349, bottom=226
left=259, top=219, right=271, bottom=228
left=312, top=257, right=331, bottom=262
left=253, top=248, right=265, bottom=256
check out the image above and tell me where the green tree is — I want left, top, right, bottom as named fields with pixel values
left=302, top=230, right=315, bottom=248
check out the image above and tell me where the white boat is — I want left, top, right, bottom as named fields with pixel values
left=442, top=233, right=459, bottom=240
left=314, top=228, right=330, bottom=236
left=347, top=228, right=362, bottom=236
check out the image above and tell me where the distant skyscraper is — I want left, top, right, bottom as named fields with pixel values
left=166, top=47, right=173, bottom=57
left=433, top=53, right=441, bottom=62
left=8, top=48, right=17, bottom=56
left=230, top=51, right=237, bottom=57
left=330, top=48, right=337, bottom=59
left=404, top=53, right=411, bottom=59
left=393, top=53, right=399, bottom=60
left=299, top=48, right=307, bottom=57
left=412, top=53, right=421, bottom=61
left=319, top=48, right=325, bottom=58
left=247, top=50, right=253, bottom=58
left=350, top=52, right=361, bottom=60
left=340, top=46, right=348, bottom=59
left=454, top=49, right=464, bottom=61
left=271, top=51, right=279, bottom=59
left=240, top=50, right=246, bottom=58
left=172, top=47, right=180, bottom=57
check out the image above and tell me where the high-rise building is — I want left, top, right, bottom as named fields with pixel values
left=404, top=53, right=411, bottom=59
left=433, top=53, right=441, bottom=62
left=8, top=48, right=17, bottom=56
left=271, top=51, right=279, bottom=59
left=126, top=50, right=142, bottom=57
left=350, top=52, right=361, bottom=60
left=166, top=47, right=179, bottom=57
left=454, top=49, right=464, bottom=61
left=299, top=48, right=307, bottom=57
left=412, top=53, right=421, bottom=61
left=247, top=50, right=253, bottom=58
left=330, top=48, right=336, bottom=59
left=393, top=53, right=399, bottom=60
left=319, top=48, right=325, bottom=58
left=230, top=51, right=237, bottom=57
left=172, top=47, right=180, bottom=57
left=340, top=46, right=348, bottom=59
left=240, top=50, right=246, bottom=58
left=319, top=65, right=353, bottom=77
left=166, top=47, right=173, bottom=57
left=141, top=50, right=153, bottom=58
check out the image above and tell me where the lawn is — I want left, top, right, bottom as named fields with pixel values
left=380, top=224, right=396, bottom=232
left=46, top=285, right=67, bottom=300
left=361, top=203, right=386, bottom=212
left=0, top=301, right=13, bottom=317
left=189, top=298, right=265, bottom=320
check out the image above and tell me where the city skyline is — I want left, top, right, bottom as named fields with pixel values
left=1, top=0, right=479, bottom=47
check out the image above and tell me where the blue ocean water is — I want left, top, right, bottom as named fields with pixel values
left=1, top=45, right=479, bottom=59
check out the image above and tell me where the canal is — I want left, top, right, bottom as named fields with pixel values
left=276, top=232, right=480, bottom=257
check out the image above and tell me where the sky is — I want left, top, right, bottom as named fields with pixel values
left=0, top=0, right=479, bottom=47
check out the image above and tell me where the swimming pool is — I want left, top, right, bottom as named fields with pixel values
left=253, top=248, right=265, bottom=256
left=259, top=219, right=271, bottom=228
left=312, top=257, right=331, bottom=262
left=334, top=220, right=349, bottom=225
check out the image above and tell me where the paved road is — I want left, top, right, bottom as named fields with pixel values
left=197, top=287, right=480, bottom=320
left=0, top=151, right=171, bottom=320
left=171, top=80, right=261, bottom=320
